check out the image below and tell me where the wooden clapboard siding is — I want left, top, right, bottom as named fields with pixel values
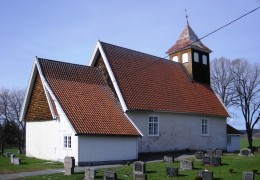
left=25, top=73, right=52, bottom=121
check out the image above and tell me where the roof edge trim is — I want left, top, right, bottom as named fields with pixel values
left=124, top=113, right=143, bottom=137
left=35, top=58, right=77, bottom=134
left=97, top=41, right=128, bottom=112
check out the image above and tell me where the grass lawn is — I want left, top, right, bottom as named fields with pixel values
left=0, top=149, right=63, bottom=174
left=20, top=153, right=260, bottom=180
left=240, top=137, right=260, bottom=149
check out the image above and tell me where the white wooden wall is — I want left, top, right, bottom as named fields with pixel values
left=227, top=135, right=240, bottom=152
left=78, top=136, right=138, bottom=162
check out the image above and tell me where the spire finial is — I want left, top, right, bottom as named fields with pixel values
left=185, top=9, right=189, bottom=25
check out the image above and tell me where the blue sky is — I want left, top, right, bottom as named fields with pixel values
left=0, top=1, right=259, bottom=129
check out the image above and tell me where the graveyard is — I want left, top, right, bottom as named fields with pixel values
left=0, top=138, right=260, bottom=179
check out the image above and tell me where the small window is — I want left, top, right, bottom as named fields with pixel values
left=201, top=119, right=208, bottom=135
left=194, top=52, right=199, bottom=62
left=227, top=137, right=232, bottom=145
left=202, top=55, right=208, bottom=65
left=182, top=53, right=189, bottom=63
left=148, top=116, right=159, bottom=136
left=172, top=56, right=178, bottom=62
left=64, top=135, right=72, bottom=148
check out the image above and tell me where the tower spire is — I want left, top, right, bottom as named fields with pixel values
left=185, top=9, right=189, bottom=25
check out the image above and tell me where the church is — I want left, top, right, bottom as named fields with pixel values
left=20, top=23, right=230, bottom=165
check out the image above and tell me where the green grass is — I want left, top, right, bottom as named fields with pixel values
left=240, top=138, right=260, bottom=149
left=20, top=153, right=260, bottom=180
left=0, top=149, right=63, bottom=174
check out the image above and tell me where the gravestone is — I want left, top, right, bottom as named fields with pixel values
left=198, top=170, right=213, bottom=180
left=133, top=174, right=147, bottom=180
left=133, top=161, right=146, bottom=175
left=10, top=154, right=15, bottom=164
left=13, top=158, right=21, bottom=165
left=17, top=150, right=20, bottom=154
left=4, top=152, right=11, bottom=157
left=180, top=160, right=193, bottom=170
left=104, top=171, right=117, bottom=180
left=243, top=171, right=254, bottom=180
left=215, top=150, right=222, bottom=157
left=64, top=156, right=75, bottom=175
left=240, top=148, right=252, bottom=156
left=207, top=150, right=214, bottom=157
left=85, top=168, right=95, bottom=180
left=209, top=156, right=221, bottom=166
left=202, top=156, right=211, bottom=165
left=163, top=155, right=174, bottom=162
left=195, top=151, right=204, bottom=159
left=166, top=167, right=178, bottom=177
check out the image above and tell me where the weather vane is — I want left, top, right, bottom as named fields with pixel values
left=185, top=9, right=189, bottom=25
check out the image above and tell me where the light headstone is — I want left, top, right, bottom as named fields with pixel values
left=64, top=156, right=75, bottom=175
left=133, top=161, right=146, bottom=175
left=215, top=150, right=222, bottom=157
left=207, top=150, right=214, bottom=157
left=195, top=151, right=204, bottom=159
left=243, top=171, right=254, bottom=180
left=163, top=155, right=174, bottom=163
left=180, top=160, right=193, bottom=170
left=10, top=154, right=15, bottom=164
left=85, top=168, right=95, bottom=180
left=13, top=157, right=21, bottom=165
left=133, top=174, right=147, bottom=180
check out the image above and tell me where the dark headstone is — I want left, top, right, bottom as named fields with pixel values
left=163, top=155, right=174, bottom=162
left=104, top=171, right=117, bottom=180
left=209, top=156, right=221, bottom=166
left=64, top=156, right=75, bottom=175
left=13, top=157, right=21, bottom=165
left=215, top=150, right=222, bottom=157
left=240, top=148, right=252, bottom=156
left=133, top=161, right=146, bottom=175
left=243, top=171, right=254, bottom=180
left=133, top=174, right=147, bottom=180
left=195, top=151, right=204, bottom=159
left=166, top=167, right=178, bottom=177
left=180, top=160, right=193, bottom=170
left=202, top=156, right=210, bottom=165
left=198, top=170, right=213, bottom=180
left=85, top=168, right=95, bottom=180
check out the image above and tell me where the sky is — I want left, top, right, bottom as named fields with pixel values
left=0, top=1, right=259, bottom=129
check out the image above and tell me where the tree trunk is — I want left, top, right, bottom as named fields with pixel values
left=246, top=128, right=253, bottom=149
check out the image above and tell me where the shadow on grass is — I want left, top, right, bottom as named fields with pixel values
left=146, top=170, right=157, bottom=173
left=221, top=163, right=229, bottom=166
left=193, top=167, right=202, bottom=170
left=214, top=178, right=224, bottom=180
left=177, top=174, right=188, bottom=177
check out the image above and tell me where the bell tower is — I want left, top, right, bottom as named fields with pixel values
left=166, top=22, right=212, bottom=84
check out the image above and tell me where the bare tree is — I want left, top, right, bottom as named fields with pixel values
left=232, top=59, right=260, bottom=149
left=211, top=57, right=235, bottom=108
left=0, top=87, right=25, bottom=152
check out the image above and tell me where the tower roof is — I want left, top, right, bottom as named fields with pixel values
left=166, top=24, right=212, bottom=54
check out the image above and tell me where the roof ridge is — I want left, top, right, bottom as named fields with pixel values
left=37, top=57, right=94, bottom=69
left=99, top=41, right=169, bottom=62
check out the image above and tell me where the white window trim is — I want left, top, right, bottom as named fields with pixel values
left=148, top=116, right=159, bottom=136
left=201, top=119, right=209, bottom=136
left=64, top=135, right=72, bottom=149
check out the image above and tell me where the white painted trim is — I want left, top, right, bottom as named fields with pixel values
left=201, top=118, right=209, bottom=136
left=88, top=41, right=100, bottom=66
left=97, top=41, right=128, bottom=112
left=35, top=58, right=77, bottom=135
left=148, top=115, right=160, bottom=136
left=20, top=60, right=37, bottom=121
left=42, top=80, right=56, bottom=119
left=124, top=113, right=143, bottom=137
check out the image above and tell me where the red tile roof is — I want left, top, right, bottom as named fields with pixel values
left=227, top=124, right=241, bottom=134
left=100, top=42, right=229, bottom=117
left=166, top=24, right=211, bottom=54
left=38, top=58, right=140, bottom=136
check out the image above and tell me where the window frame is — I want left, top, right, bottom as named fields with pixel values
left=148, top=116, right=159, bottom=136
left=64, top=135, right=72, bottom=149
left=201, top=119, right=209, bottom=136
left=202, top=55, right=208, bottom=65
left=194, top=52, right=199, bottom=62
left=172, top=56, right=178, bottom=62
left=182, top=53, right=189, bottom=63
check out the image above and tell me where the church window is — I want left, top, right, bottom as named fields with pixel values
left=64, top=135, right=72, bottom=148
left=194, top=52, right=199, bottom=62
left=182, top=53, right=189, bottom=63
left=148, top=116, right=159, bottom=136
left=201, top=119, right=208, bottom=135
left=172, top=56, right=178, bottom=62
left=202, top=55, right=208, bottom=65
